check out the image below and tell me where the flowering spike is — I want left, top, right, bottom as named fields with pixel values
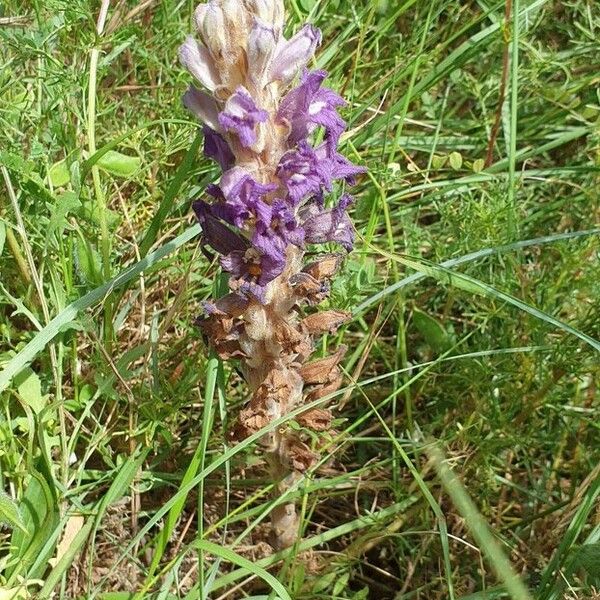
left=180, top=0, right=364, bottom=548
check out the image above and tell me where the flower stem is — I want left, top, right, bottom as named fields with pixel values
left=267, top=453, right=300, bottom=549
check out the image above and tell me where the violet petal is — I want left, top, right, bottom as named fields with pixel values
left=193, top=200, right=250, bottom=255
left=303, top=193, right=355, bottom=251
left=218, top=86, right=269, bottom=148
left=277, top=140, right=333, bottom=205
left=203, top=126, right=235, bottom=171
left=217, top=167, right=276, bottom=229
left=277, top=70, right=346, bottom=146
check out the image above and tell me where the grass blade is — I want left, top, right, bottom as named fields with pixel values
left=427, top=442, right=533, bottom=600
left=194, top=540, right=292, bottom=600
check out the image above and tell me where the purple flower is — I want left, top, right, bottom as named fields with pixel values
left=221, top=245, right=286, bottom=291
left=254, top=199, right=305, bottom=251
left=181, top=9, right=365, bottom=306
left=270, top=200, right=305, bottom=247
left=193, top=200, right=250, bottom=255
left=315, top=143, right=367, bottom=185
left=278, top=70, right=346, bottom=148
left=213, top=167, right=276, bottom=229
left=270, top=24, right=322, bottom=83
left=277, top=141, right=365, bottom=207
left=194, top=197, right=287, bottom=300
left=303, top=193, right=355, bottom=251
left=203, top=126, right=235, bottom=171
left=277, top=141, right=332, bottom=205
left=218, top=87, right=269, bottom=148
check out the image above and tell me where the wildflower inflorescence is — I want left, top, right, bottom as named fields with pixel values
left=180, top=0, right=364, bottom=548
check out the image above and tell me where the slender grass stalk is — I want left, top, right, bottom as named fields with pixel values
left=0, top=170, right=32, bottom=286
left=427, top=441, right=534, bottom=600
left=87, top=0, right=114, bottom=345
left=2, top=222, right=32, bottom=286
left=508, top=0, right=520, bottom=239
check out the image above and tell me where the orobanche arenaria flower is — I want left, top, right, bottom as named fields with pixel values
left=180, top=0, right=364, bottom=548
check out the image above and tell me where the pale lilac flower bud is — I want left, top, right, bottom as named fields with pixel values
left=247, top=20, right=279, bottom=88
left=246, top=0, right=284, bottom=31
left=194, top=3, right=227, bottom=61
left=179, top=35, right=221, bottom=92
left=182, top=86, right=221, bottom=130
left=270, top=24, right=322, bottom=83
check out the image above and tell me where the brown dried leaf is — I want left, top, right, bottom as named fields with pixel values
left=290, top=273, right=329, bottom=305
left=214, top=339, right=245, bottom=360
left=273, top=319, right=313, bottom=358
left=263, top=368, right=300, bottom=402
left=214, top=292, right=249, bottom=317
left=301, top=310, right=351, bottom=334
left=228, top=421, right=254, bottom=442
left=230, top=397, right=270, bottom=441
left=198, top=314, right=245, bottom=359
left=305, top=372, right=344, bottom=402
left=237, top=406, right=270, bottom=436
left=297, top=408, right=332, bottom=431
left=197, top=315, right=230, bottom=338
left=303, top=254, right=343, bottom=281
left=286, top=438, right=318, bottom=472
left=231, top=369, right=302, bottom=440
left=300, top=345, right=347, bottom=384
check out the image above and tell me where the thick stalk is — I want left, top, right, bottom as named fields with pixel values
left=267, top=454, right=300, bottom=549
left=232, top=251, right=311, bottom=548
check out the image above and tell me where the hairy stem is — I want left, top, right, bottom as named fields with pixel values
left=268, top=453, right=300, bottom=549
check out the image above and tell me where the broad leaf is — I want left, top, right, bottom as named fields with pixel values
left=48, top=160, right=70, bottom=187
left=97, top=150, right=141, bottom=178
left=14, top=368, right=46, bottom=415
left=0, top=491, right=26, bottom=533
left=413, top=308, right=453, bottom=352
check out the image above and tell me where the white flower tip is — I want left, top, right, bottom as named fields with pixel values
left=178, top=35, right=197, bottom=66
left=193, top=3, right=208, bottom=32
left=179, top=34, right=220, bottom=91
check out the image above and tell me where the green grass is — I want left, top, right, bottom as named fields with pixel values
left=1, top=0, right=599, bottom=598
